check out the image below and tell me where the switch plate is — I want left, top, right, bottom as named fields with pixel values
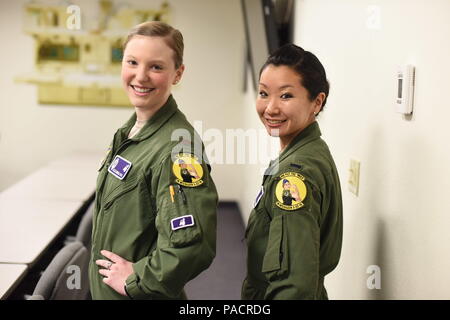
left=348, top=159, right=360, bottom=196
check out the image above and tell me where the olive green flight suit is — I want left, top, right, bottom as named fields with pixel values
left=89, top=95, right=218, bottom=299
left=242, top=121, right=343, bottom=300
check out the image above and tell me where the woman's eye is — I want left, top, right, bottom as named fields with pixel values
left=127, top=60, right=137, bottom=66
left=281, top=93, right=293, bottom=99
left=259, top=91, right=268, bottom=98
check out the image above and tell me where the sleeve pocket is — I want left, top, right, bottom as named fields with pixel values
left=261, top=215, right=288, bottom=279
left=164, top=190, right=202, bottom=248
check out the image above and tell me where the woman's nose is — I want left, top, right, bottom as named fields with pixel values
left=135, top=67, right=149, bottom=82
left=265, top=100, right=279, bottom=115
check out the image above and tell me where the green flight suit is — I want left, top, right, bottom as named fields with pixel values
left=89, top=95, right=218, bottom=299
left=242, top=121, right=343, bottom=300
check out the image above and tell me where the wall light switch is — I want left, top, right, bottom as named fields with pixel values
left=348, top=159, right=360, bottom=196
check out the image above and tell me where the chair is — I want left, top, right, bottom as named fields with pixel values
left=65, top=201, right=94, bottom=251
left=27, top=241, right=90, bottom=300
left=75, top=201, right=94, bottom=250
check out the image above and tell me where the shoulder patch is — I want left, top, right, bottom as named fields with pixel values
left=172, top=153, right=204, bottom=187
left=275, top=172, right=307, bottom=211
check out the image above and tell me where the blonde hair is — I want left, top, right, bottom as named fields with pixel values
left=123, top=21, right=184, bottom=69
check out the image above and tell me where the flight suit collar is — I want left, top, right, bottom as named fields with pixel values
left=119, top=94, right=178, bottom=142
left=264, top=121, right=322, bottom=177
left=279, top=121, right=321, bottom=162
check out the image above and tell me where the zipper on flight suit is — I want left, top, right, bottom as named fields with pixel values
left=177, top=185, right=187, bottom=204
left=92, top=138, right=134, bottom=252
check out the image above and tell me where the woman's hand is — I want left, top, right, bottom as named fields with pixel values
left=291, top=184, right=301, bottom=202
left=187, top=164, right=199, bottom=178
left=96, top=250, right=134, bottom=296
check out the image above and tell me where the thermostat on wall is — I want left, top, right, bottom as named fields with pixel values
left=396, top=64, right=415, bottom=114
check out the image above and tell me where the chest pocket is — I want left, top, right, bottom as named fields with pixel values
left=103, top=177, right=140, bottom=211
left=245, top=180, right=273, bottom=241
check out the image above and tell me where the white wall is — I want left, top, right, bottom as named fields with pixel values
left=291, top=0, right=450, bottom=299
left=0, top=0, right=246, bottom=202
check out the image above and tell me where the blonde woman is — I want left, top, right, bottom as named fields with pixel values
left=89, top=21, right=218, bottom=300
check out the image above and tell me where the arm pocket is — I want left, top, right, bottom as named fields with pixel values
left=261, top=214, right=288, bottom=279
left=165, top=185, right=202, bottom=248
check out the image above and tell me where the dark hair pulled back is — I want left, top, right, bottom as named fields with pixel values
left=260, top=44, right=330, bottom=114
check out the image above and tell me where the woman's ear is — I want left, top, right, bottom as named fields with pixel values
left=314, top=92, right=326, bottom=113
left=173, top=64, right=185, bottom=85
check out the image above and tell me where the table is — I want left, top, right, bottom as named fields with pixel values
left=0, top=152, right=101, bottom=298
left=0, top=264, right=28, bottom=299
left=1, top=151, right=102, bottom=202
left=47, top=151, right=104, bottom=170
left=0, top=196, right=84, bottom=264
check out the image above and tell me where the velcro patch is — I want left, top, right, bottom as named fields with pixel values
left=253, top=185, right=264, bottom=208
left=108, top=155, right=132, bottom=180
left=171, top=215, right=195, bottom=231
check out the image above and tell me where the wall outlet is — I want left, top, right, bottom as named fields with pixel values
left=348, top=159, right=360, bottom=196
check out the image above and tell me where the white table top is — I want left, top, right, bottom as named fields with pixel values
left=0, top=196, right=84, bottom=264
left=1, top=151, right=102, bottom=202
left=0, top=264, right=28, bottom=299
left=47, top=151, right=104, bottom=171
left=0, top=152, right=101, bottom=297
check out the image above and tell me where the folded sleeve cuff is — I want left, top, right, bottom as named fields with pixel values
left=125, top=263, right=153, bottom=300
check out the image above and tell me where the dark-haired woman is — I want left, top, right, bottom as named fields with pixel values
left=242, top=44, right=343, bottom=300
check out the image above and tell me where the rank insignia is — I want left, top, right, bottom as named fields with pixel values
left=172, top=153, right=204, bottom=187
left=275, top=172, right=307, bottom=211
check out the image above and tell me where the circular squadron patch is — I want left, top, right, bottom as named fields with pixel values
left=172, top=153, right=204, bottom=187
left=275, top=172, right=307, bottom=211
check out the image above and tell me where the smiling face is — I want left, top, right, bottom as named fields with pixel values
left=256, top=65, right=324, bottom=150
left=121, top=35, right=184, bottom=115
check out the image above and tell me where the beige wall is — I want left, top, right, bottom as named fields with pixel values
left=292, top=0, right=450, bottom=299
left=0, top=0, right=246, bottom=202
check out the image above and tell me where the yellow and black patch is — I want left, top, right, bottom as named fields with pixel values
left=275, top=172, right=307, bottom=211
left=172, top=153, right=204, bottom=187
